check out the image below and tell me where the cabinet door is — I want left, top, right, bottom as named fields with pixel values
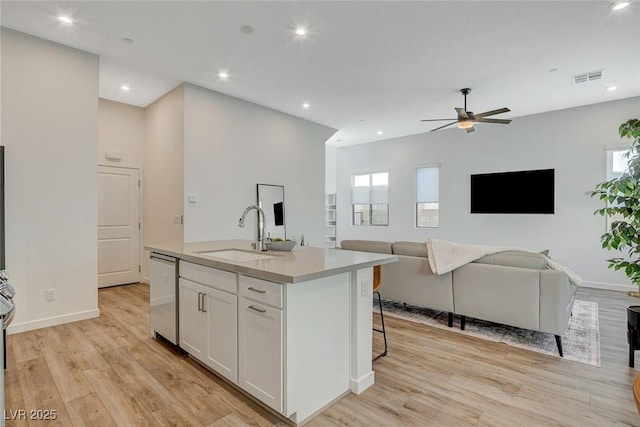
left=179, top=278, right=205, bottom=359
left=204, top=288, right=238, bottom=383
left=238, top=298, right=283, bottom=413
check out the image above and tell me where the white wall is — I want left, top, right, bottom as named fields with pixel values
left=143, top=84, right=185, bottom=278
left=98, top=98, right=145, bottom=168
left=325, top=145, right=337, bottom=194
left=1, top=28, right=99, bottom=332
left=183, top=83, right=336, bottom=247
left=335, top=96, right=640, bottom=290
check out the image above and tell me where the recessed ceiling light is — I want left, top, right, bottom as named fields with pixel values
left=377, top=130, right=384, bottom=135
left=295, top=28, right=307, bottom=36
left=218, top=71, right=229, bottom=80
left=610, top=1, right=630, bottom=10
left=607, top=86, right=618, bottom=91
left=302, top=103, right=310, bottom=109
left=58, top=15, right=73, bottom=24
left=120, top=85, right=131, bottom=92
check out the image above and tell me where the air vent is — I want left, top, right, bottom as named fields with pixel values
left=572, top=70, right=603, bottom=84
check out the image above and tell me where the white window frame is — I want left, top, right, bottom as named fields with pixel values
left=351, top=170, right=389, bottom=226
left=415, top=164, right=440, bottom=228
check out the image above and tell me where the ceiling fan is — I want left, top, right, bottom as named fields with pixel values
left=421, top=88, right=511, bottom=133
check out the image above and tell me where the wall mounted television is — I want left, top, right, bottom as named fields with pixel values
left=470, top=168, right=554, bottom=214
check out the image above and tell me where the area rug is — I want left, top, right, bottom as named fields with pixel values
left=375, top=299, right=600, bottom=367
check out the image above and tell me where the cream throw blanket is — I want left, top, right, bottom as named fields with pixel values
left=426, top=239, right=582, bottom=286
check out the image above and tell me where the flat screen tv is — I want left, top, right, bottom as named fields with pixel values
left=470, top=168, right=554, bottom=214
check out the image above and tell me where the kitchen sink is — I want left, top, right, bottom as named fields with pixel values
left=197, top=249, right=277, bottom=262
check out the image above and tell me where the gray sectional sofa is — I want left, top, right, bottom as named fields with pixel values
left=340, top=239, right=579, bottom=356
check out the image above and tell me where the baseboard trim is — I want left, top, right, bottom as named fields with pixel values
left=581, top=280, right=635, bottom=292
left=6, top=308, right=100, bottom=335
left=350, top=370, right=375, bottom=394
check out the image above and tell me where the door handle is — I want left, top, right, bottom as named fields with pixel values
left=201, top=293, right=207, bottom=312
left=248, top=305, right=266, bottom=313
left=197, top=292, right=202, bottom=311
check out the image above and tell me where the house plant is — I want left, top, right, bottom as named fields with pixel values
left=587, top=118, right=640, bottom=296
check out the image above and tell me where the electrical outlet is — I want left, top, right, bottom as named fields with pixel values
left=45, top=288, right=56, bottom=302
left=360, top=280, right=369, bottom=297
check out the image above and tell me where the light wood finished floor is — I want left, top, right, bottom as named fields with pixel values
left=5, top=284, right=640, bottom=426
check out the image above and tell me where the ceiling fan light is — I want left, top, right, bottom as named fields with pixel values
left=457, top=120, right=474, bottom=129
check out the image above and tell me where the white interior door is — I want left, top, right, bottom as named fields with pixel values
left=98, top=166, right=140, bottom=288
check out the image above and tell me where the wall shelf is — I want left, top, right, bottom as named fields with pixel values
left=324, top=193, right=336, bottom=249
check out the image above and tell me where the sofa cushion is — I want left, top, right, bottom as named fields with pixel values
left=392, top=241, right=428, bottom=258
left=474, top=251, right=547, bottom=270
left=340, top=240, right=392, bottom=254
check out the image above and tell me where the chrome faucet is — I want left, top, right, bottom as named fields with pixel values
left=238, top=205, right=267, bottom=251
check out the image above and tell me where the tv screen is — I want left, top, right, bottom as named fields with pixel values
left=470, top=168, right=554, bottom=214
left=273, top=201, right=284, bottom=226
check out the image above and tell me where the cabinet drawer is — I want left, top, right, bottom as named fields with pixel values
left=180, top=261, right=237, bottom=294
left=239, top=275, right=283, bottom=308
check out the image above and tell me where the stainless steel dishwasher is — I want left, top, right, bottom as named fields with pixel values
left=149, top=253, right=178, bottom=345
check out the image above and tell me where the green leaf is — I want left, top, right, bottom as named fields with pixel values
left=590, top=118, right=640, bottom=284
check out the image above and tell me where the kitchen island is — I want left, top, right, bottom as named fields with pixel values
left=144, top=240, right=398, bottom=424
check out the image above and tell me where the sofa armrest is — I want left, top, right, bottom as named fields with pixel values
left=539, top=270, right=578, bottom=336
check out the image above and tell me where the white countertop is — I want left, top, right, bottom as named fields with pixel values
left=145, top=240, right=398, bottom=283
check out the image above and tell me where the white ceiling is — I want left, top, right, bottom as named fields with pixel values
left=1, top=1, right=639, bottom=147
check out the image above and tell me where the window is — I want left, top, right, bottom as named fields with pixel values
left=606, top=149, right=630, bottom=230
left=351, top=171, right=389, bottom=226
left=416, top=165, right=439, bottom=228
left=609, top=149, right=630, bottom=179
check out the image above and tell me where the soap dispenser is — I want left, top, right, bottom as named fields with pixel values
left=300, top=234, right=305, bottom=246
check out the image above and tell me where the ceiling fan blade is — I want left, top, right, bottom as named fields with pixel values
left=474, top=118, right=512, bottom=124
left=455, top=107, right=469, bottom=119
left=473, top=108, right=510, bottom=118
left=429, top=121, right=458, bottom=132
left=420, top=118, right=458, bottom=122
left=466, top=126, right=475, bottom=134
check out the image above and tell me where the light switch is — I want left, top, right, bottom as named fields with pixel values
left=188, top=194, right=198, bottom=203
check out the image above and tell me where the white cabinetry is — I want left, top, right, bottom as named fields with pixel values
left=167, top=253, right=371, bottom=424
left=238, top=275, right=284, bottom=413
left=238, top=297, right=283, bottom=412
left=179, top=261, right=238, bottom=383
left=179, top=278, right=206, bottom=359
